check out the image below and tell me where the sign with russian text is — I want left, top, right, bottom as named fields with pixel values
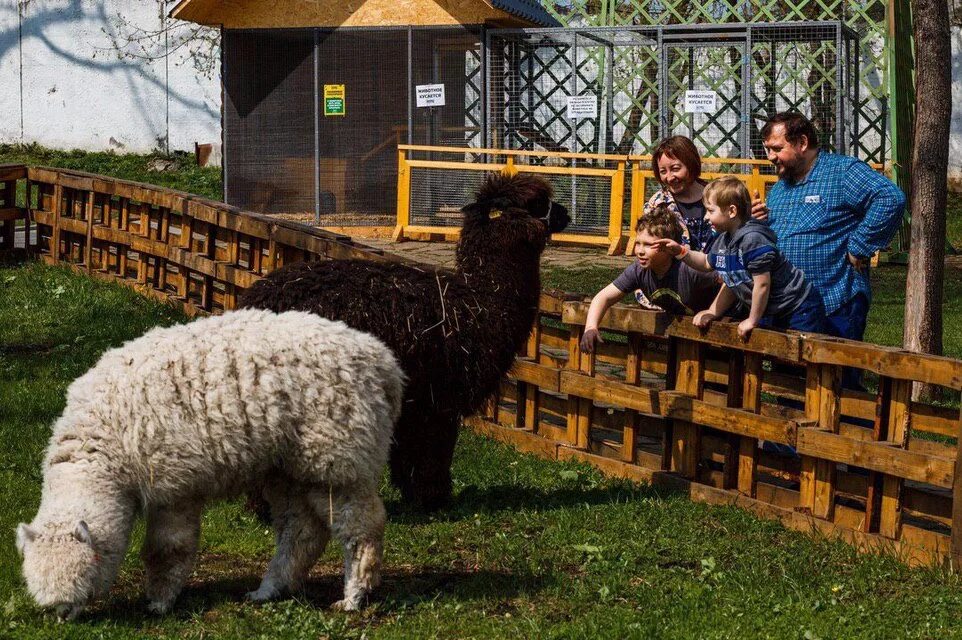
left=684, top=90, right=717, bottom=113
left=416, top=84, right=446, bottom=108
left=566, top=94, right=598, bottom=120
left=324, top=84, right=345, bottom=116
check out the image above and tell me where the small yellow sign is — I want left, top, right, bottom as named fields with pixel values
left=324, top=84, right=345, bottom=116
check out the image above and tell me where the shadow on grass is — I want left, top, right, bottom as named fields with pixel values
left=74, top=565, right=543, bottom=625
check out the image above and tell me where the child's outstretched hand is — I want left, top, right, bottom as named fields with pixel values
left=737, top=318, right=756, bottom=341
left=648, top=238, right=683, bottom=257
left=580, top=328, right=604, bottom=354
left=693, top=310, right=716, bottom=329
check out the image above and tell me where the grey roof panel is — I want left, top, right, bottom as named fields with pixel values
left=491, top=0, right=561, bottom=26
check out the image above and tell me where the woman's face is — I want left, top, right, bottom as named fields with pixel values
left=657, top=153, right=694, bottom=195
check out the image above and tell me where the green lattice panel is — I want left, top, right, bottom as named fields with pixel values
left=513, top=43, right=574, bottom=152
left=541, top=0, right=892, bottom=162
left=665, top=45, right=744, bottom=157
left=611, top=44, right=661, bottom=153
left=749, top=40, right=842, bottom=155
left=574, top=45, right=608, bottom=152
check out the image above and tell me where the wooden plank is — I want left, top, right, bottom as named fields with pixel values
left=560, top=371, right=661, bottom=415
left=799, top=365, right=821, bottom=513
left=812, top=365, right=842, bottom=519
left=911, top=401, right=961, bottom=438
left=740, top=352, right=763, bottom=497
left=659, top=391, right=801, bottom=445
left=880, top=379, right=913, bottom=538
left=0, top=165, right=27, bottom=182
left=563, top=301, right=670, bottom=337
left=670, top=339, right=704, bottom=479
left=952, top=403, right=962, bottom=568
left=796, top=428, right=953, bottom=489
left=666, top=317, right=803, bottom=362
left=566, top=327, right=582, bottom=447
left=0, top=207, right=25, bottom=222
left=723, top=353, right=745, bottom=491
left=864, top=377, right=893, bottom=533
left=803, top=337, right=962, bottom=390
left=509, top=358, right=561, bottom=392
left=622, top=334, right=643, bottom=463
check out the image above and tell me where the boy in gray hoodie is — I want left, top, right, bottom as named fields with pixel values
left=653, top=176, right=825, bottom=340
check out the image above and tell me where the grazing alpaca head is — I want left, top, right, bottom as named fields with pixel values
left=456, top=173, right=570, bottom=275
left=16, top=521, right=101, bottom=621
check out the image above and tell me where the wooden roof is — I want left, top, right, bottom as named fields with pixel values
left=169, top=0, right=559, bottom=29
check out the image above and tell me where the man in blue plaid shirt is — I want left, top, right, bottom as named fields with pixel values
left=754, top=112, right=905, bottom=347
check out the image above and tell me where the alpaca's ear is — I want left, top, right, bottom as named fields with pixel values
left=73, top=521, right=91, bottom=545
left=16, top=523, right=36, bottom=554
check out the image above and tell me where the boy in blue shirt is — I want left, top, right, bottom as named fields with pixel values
left=654, top=176, right=825, bottom=339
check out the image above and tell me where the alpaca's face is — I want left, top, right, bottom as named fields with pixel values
left=539, top=200, right=570, bottom=235
left=16, top=521, right=100, bottom=621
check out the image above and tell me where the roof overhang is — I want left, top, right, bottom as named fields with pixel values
left=169, top=0, right=560, bottom=29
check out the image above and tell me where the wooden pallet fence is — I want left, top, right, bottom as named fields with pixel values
left=0, top=165, right=28, bottom=252
left=12, top=165, right=398, bottom=316
left=467, top=298, right=962, bottom=567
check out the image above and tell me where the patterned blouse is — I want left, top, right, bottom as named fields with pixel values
left=643, top=187, right=716, bottom=252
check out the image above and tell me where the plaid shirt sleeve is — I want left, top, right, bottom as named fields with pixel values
left=843, top=161, right=906, bottom=259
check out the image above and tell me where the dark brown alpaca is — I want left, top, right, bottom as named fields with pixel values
left=239, top=173, right=569, bottom=510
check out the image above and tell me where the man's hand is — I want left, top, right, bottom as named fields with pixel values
left=847, top=252, right=869, bottom=272
left=693, top=310, right=716, bottom=329
left=648, top=238, right=683, bottom=256
left=751, top=189, right=768, bottom=221
left=580, top=328, right=603, bottom=354
left=737, top=318, right=757, bottom=341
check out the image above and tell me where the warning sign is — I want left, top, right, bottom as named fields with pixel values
left=416, top=84, right=446, bottom=108
left=566, top=95, right=598, bottom=120
left=684, top=90, right=717, bottom=114
left=324, top=84, right=345, bottom=116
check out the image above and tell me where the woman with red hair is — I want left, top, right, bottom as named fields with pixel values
left=645, top=135, right=715, bottom=251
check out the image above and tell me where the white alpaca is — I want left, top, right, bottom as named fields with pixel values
left=15, top=309, right=405, bottom=620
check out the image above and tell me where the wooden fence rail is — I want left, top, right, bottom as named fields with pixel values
left=0, top=164, right=404, bottom=315
left=2, top=163, right=959, bottom=567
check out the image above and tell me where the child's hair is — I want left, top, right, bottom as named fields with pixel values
left=635, top=203, right=684, bottom=242
left=704, top=176, right=751, bottom=221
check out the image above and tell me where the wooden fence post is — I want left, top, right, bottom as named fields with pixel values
left=670, top=338, right=704, bottom=479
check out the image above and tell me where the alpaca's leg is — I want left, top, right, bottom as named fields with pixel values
left=313, top=483, right=386, bottom=611
left=391, top=412, right=459, bottom=511
left=247, top=483, right=329, bottom=603
left=142, top=499, right=204, bottom=614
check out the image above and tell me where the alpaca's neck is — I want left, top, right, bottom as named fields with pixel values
left=455, top=238, right=543, bottom=347
left=38, top=460, right=136, bottom=594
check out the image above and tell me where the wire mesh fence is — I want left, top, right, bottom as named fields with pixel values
left=223, top=26, right=483, bottom=224
left=487, top=22, right=859, bottom=158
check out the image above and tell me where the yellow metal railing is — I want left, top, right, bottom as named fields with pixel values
left=394, top=145, right=885, bottom=256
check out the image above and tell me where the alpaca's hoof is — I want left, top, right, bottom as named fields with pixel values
left=331, top=598, right=360, bottom=612
left=146, top=600, right=172, bottom=615
left=246, top=586, right=281, bottom=603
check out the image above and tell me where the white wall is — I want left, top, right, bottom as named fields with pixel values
left=0, top=0, right=220, bottom=159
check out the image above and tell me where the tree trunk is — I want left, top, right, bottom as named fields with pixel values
left=903, top=0, right=951, bottom=399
